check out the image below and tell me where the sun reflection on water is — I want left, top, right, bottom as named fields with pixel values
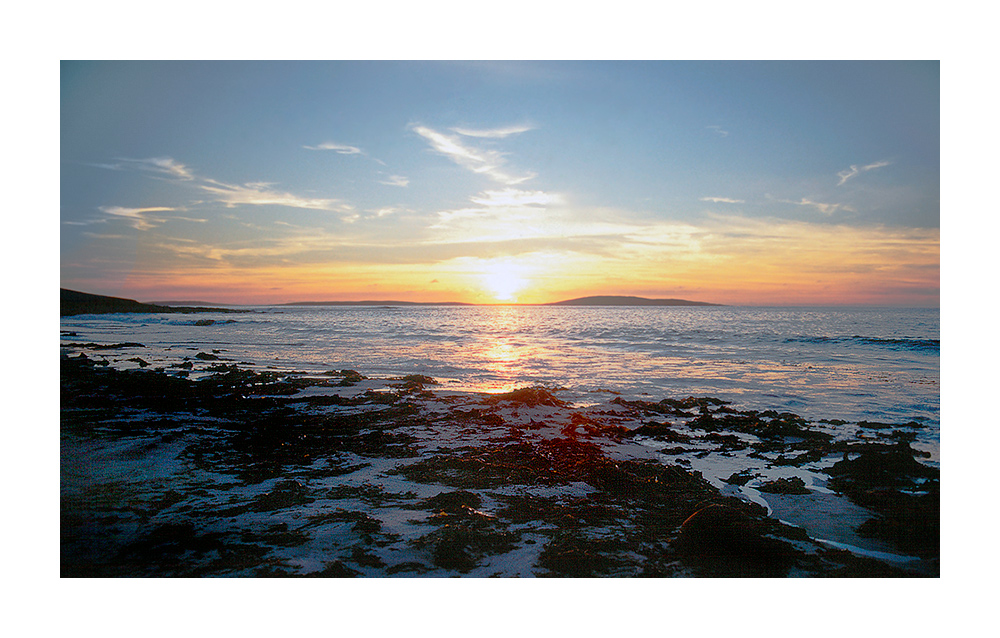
left=471, top=307, right=538, bottom=393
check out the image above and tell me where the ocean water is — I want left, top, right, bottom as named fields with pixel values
left=61, top=305, right=939, bottom=448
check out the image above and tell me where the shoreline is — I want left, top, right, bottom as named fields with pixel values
left=60, top=344, right=939, bottom=577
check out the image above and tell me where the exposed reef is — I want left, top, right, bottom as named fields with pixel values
left=61, top=354, right=938, bottom=577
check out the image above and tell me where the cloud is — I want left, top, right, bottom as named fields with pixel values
left=98, top=206, right=177, bottom=230
left=380, top=175, right=409, bottom=187
left=303, top=141, right=388, bottom=166
left=707, top=125, right=729, bottom=137
left=700, top=196, right=744, bottom=204
left=198, top=178, right=353, bottom=212
left=470, top=189, right=563, bottom=207
left=82, top=232, right=128, bottom=239
left=303, top=142, right=364, bottom=154
left=837, top=160, right=891, bottom=185
left=781, top=197, right=856, bottom=215
left=95, top=155, right=354, bottom=214
left=99, top=157, right=195, bottom=181
left=370, top=207, right=407, bottom=218
left=412, top=124, right=535, bottom=185
left=451, top=124, right=534, bottom=138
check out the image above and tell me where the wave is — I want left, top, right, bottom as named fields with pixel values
left=785, top=335, right=939, bottom=352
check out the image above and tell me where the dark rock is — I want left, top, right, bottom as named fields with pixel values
left=66, top=342, right=146, bottom=350
left=391, top=374, right=439, bottom=392
left=538, top=533, right=626, bottom=577
left=385, top=561, right=431, bottom=575
left=323, top=369, right=367, bottom=386
left=854, top=488, right=940, bottom=555
left=857, top=420, right=893, bottom=430
left=249, top=480, right=312, bottom=511
left=205, top=363, right=241, bottom=373
left=306, top=561, right=360, bottom=577
left=413, top=515, right=519, bottom=573
left=725, top=470, right=756, bottom=486
left=629, top=421, right=692, bottom=442
left=772, top=449, right=825, bottom=466
left=350, top=546, right=386, bottom=568
left=826, top=444, right=939, bottom=556
left=421, top=490, right=483, bottom=514
left=705, top=432, right=749, bottom=450
left=672, top=504, right=797, bottom=576
left=827, top=444, right=937, bottom=493
left=484, top=387, right=566, bottom=407
left=759, top=477, right=810, bottom=494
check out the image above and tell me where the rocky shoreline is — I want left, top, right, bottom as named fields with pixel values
left=61, top=347, right=939, bottom=577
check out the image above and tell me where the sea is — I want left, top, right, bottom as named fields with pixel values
left=60, top=305, right=940, bottom=458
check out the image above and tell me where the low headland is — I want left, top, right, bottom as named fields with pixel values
left=61, top=289, right=247, bottom=316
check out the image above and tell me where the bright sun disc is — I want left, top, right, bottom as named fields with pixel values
left=478, top=260, right=531, bottom=302
left=483, top=270, right=526, bottom=301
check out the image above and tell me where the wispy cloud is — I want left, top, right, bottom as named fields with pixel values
left=380, top=175, right=409, bottom=187
left=98, top=206, right=178, bottom=230
left=96, top=157, right=196, bottom=181
left=303, top=141, right=387, bottom=166
left=837, top=160, right=891, bottom=186
left=412, top=124, right=535, bottom=185
left=302, top=142, right=363, bottom=154
left=470, top=189, right=563, bottom=207
left=781, top=197, right=856, bottom=215
left=93, top=155, right=353, bottom=214
left=198, top=178, right=353, bottom=212
left=370, top=207, right=403, bottom=218
left=451, top=124, right=534, bottom=138
left=700, top=196, right=744, bottom=204
left=82, top=232, right=129, bottom=240
left=707, top=125, right=729, bottom=137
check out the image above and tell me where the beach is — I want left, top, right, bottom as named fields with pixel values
left=61, top=342, right=939, bottom=577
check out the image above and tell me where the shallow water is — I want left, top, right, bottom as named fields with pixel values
left=61, top=305, right=939, bottom=450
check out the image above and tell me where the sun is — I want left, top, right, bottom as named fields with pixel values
left=482, top=269, right=527, bottom=302
left=478, top=259, right=531, bottom=302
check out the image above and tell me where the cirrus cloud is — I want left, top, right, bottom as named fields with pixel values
left=837, top=160, right=891, bottom=186
left=700, top=196, right=745, bottom=204
left=412, top=124, right=536, bottom=185
left=302, top=142, right=363, bottom=154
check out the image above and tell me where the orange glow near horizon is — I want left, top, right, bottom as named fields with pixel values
left=65, top=217, right=939, bottom=307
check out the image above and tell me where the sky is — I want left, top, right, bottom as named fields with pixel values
left=60, top=60, right=940, bottom=306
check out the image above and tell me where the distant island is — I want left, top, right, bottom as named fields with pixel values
left=279, top=300, right=472, bottom=307
left=546, top=296, right=721, bottom=307
left=276, top=295, right=722, bottom=306
left=60, top=289, right=247, bottom=316
left=61, top=289, right=721, bottom=315
left=147, top=300, right=238, bottom=307
left=281, top=295, right=719, bottom=307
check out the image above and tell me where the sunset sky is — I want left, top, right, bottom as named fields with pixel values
left=60, top=60, right=939, bottom=305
